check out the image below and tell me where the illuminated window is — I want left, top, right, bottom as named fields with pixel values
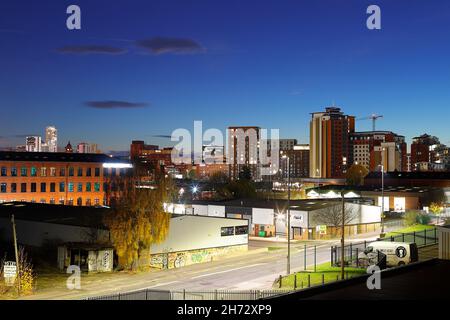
left=40, top=167, right=47, bottom=177
left=94, top=182, right=100, bottom=192
left=21, top=167, right=27, bottom=176
left=68, top=183, right=74, bottom=192
left=221, top=227, right=234, bottom=237
left=86, top=182, right=91, bottom=192
left=50, top=167, right=56, bottom=177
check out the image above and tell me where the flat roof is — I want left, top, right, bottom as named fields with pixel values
left=307, top=184, right=436, bottom=194
left=0, top=151, right=130, bottom=164
left=0, top=202, right=109, bottom=229
left=366, top=171, right=450, bottom=180
left=268, top=259, right=450, bottom=300
left=189, top=198, right=370, bottom=212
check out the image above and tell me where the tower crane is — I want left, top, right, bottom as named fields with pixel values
left=357, top=114, right=383, bottom=131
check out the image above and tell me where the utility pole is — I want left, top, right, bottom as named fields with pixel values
left=282, top=154, right=291, bottom=275
left=11, top=214, right=21, bottom=295
left=380, top=164, right=385, bottom=234
left=340, top=191, right=345, bottom=280
left=287, top=155, right=291, bottom=275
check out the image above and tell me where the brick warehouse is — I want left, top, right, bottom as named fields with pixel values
left=0, top=151, right=131, bottom=206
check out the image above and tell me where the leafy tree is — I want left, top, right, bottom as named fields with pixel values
left=429, top=202, right=442, bottom=224
left=226, top=179, right=256, bottom=199
left=346, top=164, right=369, bottom=186
left=238, top=165, right=252, bottom=181
left=104, top=177, right=174, bottom=270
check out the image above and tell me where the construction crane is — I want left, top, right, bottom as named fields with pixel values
left=357, top=114, right=383, bottom=131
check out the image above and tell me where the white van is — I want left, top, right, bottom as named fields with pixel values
left=358, top=242, right=418, bottom=267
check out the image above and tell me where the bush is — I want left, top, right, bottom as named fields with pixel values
left=417, top=214, right=431, bottom=225
left=405, top=211, right=420, bottom=226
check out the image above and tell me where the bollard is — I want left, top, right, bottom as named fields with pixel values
left=308, top=274, right=311, bottom=288
left=322, top=274, right=325, bottom=285
left=425, top=229, right=427, bottom=245
left=294, top=274, right=297, bottom=290
left=304, top=244, right=307, bottom=270
left=356, top=248, right=359, bottom=267
left=279, top=275, right=282, bottom=288
left=314, top=246, right=317, bottom=272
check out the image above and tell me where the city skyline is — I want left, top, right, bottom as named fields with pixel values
left=2, top=0, right=450, bottom=151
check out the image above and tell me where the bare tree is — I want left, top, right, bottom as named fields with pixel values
left=313, top=202, right=357, bottom=236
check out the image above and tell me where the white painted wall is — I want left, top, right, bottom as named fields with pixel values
left=252, top=208, right=274, bottom=225
left=192, top=204, right=208, bottom=216
left=150, top=215, right=248, bottom=254
left=207, top=205, right=226, bottom=217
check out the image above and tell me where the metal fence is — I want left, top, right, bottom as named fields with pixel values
left=86, top=289, right=291, bottom=301
left=330, top=228, right=437, bottom=268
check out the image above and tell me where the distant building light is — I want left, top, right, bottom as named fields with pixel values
left=102, top=163, right=133, bottom=169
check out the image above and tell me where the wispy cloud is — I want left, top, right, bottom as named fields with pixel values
left=136, top=37, right=205, bottom=55
left=57, top=45, right=127, bottom=55
left=84, top=100, right=149, bottom=109
left=152, top=134, right=172, bottom=139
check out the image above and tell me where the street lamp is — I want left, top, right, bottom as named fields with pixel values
left=282, top=154, right=291, bottom=275
left=379, top=164, right=385, bottom=234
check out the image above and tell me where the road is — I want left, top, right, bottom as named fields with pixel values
left=24, top=236, right=381, bottom=300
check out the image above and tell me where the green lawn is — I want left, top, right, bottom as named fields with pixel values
left=382, top=225, right=437, bottom=246
left=384, top=224, right=435, bottom=237
left=276, top=262, right=366, bottom=290
left=268, top=247, right=284, bottom=251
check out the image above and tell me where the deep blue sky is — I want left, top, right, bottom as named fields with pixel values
left=1, top=0, right=450, bottom=152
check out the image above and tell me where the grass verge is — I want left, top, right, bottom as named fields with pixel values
left=275, top=262, right=366, bottom=289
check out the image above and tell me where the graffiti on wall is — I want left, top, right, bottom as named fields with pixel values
left=149, top=245, right=247, bottom=269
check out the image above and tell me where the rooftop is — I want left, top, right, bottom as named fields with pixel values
left=307, top=184, right=437, bottom=195
left=366, top=171, right=450, bottom=180
left=189, top=197, right=370, bottom=211
left=0, top=202, right=109, bottom=229
left=0, top=151, right=130, bottom=164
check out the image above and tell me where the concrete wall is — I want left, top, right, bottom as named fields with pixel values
left=0, top=218, right=109, bottom=247
left=149, top=215, right=248, bottom=255
left=148, top=245, right=247, bottom=269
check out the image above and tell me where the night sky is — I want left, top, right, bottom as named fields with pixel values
left=1, top=0, right=450, bottom=152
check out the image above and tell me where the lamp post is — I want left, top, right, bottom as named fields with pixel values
left=282, top=155, right=291, bottom=275
left=380, top=164, right=385, bottom=234
left=340, top=190, right=345, bottom=280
